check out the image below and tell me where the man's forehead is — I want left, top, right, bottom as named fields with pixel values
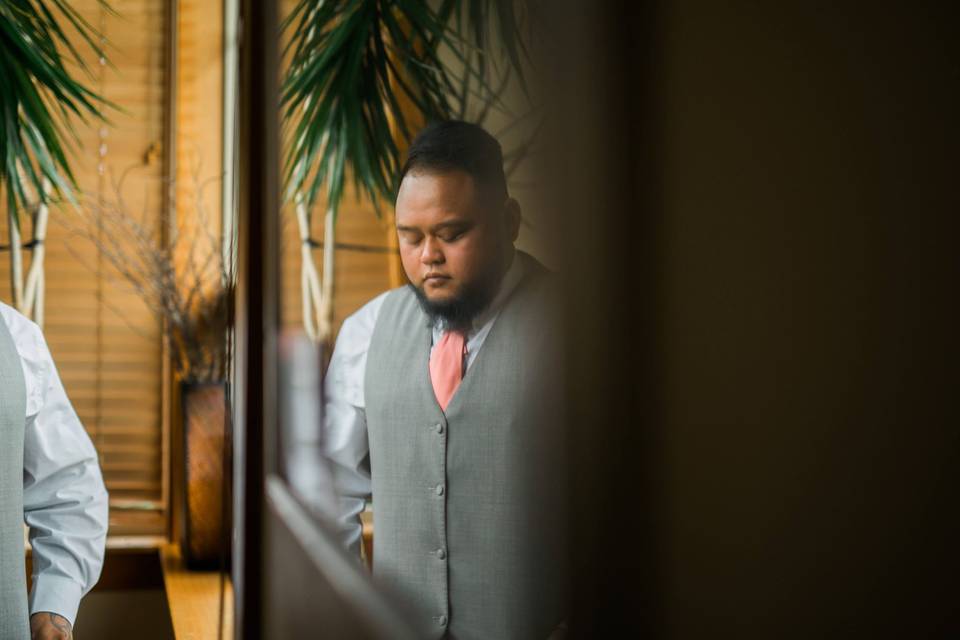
left=397, top=169, right=477, bottom=202
left=396, top=217, right=471, bottom=232
left=395, top=170, right=483, bottom=222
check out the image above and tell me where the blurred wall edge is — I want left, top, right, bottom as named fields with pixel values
left=545, top=1, right=959, bottom=637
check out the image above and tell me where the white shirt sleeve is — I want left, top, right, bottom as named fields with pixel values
left=321, top=291, right=387, bottom=556
left=0, top=305, right=109, bottom=627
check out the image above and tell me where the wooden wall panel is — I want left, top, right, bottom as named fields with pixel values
left=169, top=0, right=225, bottom=547
left=175, top=0, right=223, bottom=253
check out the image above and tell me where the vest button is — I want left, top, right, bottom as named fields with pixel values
left=434, top=422, right=444, bottom=434
left=437, top=548, right=446, bottom=560
left=438, top=615, right=448, bottom=627
left=435, top=484, right=445, bottom=496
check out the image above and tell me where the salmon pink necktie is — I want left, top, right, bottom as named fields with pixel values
left=430, top=330, right=467, bottom=411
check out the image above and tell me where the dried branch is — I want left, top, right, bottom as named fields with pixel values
left=61, top=165, right=229, bottom=383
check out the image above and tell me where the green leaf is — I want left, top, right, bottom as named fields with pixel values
left=280, top=0, right=531, bottom=222
left=0, top=0, right=113, bottom=228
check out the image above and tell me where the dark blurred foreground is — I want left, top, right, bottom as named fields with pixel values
left=547, top=2, right=959, bottom=637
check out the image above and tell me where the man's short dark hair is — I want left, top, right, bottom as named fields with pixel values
left=399, top=120, right=508, bottom=203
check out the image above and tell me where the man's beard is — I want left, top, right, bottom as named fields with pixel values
left=410, top=268, right=502, bottom=332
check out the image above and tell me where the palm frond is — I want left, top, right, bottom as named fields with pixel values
left=0, top=0, right=113, bottom=229
left=281, top=0, right=529, bottom=221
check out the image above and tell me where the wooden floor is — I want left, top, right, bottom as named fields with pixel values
left=160, top=543, right=234, bottom=639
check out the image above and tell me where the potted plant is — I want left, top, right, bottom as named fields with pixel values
left=68, top=167, right=231, bottom=568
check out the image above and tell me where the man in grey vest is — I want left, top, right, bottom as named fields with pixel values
left=323, top=121, right=566, bottom=638
left=0, top=304, right=108, bottom=640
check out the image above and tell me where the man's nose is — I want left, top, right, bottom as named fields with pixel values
left=420, top=236, right=444, bottom=264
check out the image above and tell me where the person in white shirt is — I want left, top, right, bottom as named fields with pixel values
left=322, top=121, right=566, bottom=639
left=0, top=303, right=108, bottom=640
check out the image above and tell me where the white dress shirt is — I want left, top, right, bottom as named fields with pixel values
left=322, top=251, right=527, bottom=554
left=0, top=303, right=109, bottom=627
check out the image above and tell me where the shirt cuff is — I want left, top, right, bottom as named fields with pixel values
left=29, top=573, right=84, bottom=627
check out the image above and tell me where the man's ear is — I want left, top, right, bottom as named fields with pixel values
left=504, top=198, right=522, bottom=242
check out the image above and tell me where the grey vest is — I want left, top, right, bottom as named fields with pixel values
left=365, top=258, right=566, bottom=639
left=0, top=315, right=29, bottom=639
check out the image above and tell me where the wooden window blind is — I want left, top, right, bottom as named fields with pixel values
left=0, top=0, right=169, bottom=537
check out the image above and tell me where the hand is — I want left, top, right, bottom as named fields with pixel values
left=30, top=612, right=73, bottom=640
